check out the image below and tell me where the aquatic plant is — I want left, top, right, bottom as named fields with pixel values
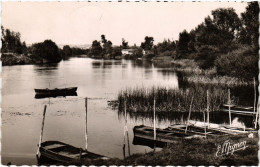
left=118, top=86, right=229, bottom=114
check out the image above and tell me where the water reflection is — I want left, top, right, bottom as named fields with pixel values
left=118, top=111, right=255, bottom=128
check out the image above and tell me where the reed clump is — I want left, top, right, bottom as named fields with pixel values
left=118, top=86, right=228, bottom=114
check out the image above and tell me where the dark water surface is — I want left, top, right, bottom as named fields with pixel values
left=1, top=58, right=255, bottom=165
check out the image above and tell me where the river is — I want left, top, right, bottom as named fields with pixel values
left=1, top=57, right=255, bottom=165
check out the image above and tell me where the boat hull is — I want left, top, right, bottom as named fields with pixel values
left=35, top=92, right=77, bottom=99
left=38, top=141, right=108, bottom=165
left=133, top=125, right=205, bottom=147
left=35, top=87, right=77, bottom=95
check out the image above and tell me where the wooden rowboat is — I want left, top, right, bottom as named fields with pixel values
left=34, top=87, right=77, bottom=95
left=37, top=99, right=109, bottom=165
left=38, top=141, right=108, bottom=165
left=133, top=125, right=204, bottom=147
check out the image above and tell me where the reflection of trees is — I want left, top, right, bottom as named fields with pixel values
left=34, top=64, right=59, bottom=75
left=91, top=60, right=122, bottom=69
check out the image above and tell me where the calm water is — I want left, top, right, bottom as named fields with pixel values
left=1, top=58, right=255, bottom=165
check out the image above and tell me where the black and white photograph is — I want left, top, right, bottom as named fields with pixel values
left=1, top=1, right=259, bottom=166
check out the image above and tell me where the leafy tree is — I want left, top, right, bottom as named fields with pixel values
left=211, top=8, right=241, bottom=39
left=111, top=47, right=122, bottom=59
left=156, top=39, right=176, bottom=54
left=176, top=30, right=190, bottom=58
left=89, top=40, right=103, bottom=58
left=62, top=45, right=72, bottom=57
left=31, top=40, right=61, bottom=63
left=101, top=34, right=107, bottom=44
left=122, top=38, right=129, bottom=49
left=1, top=26, right=25, bottom=54
left=141, top=36, right=154, bottom=50
left=239, top=2, right=259, bottom=50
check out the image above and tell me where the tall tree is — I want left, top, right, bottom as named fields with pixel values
left=141, top=36, right=154, bottom=50
left=177, top=30, right=190, bottom=58
left=239, top=2, right=259, bottom=50
left=122, top=38, right=129, bottom=49
left=90, top=40, right=103, bottom=57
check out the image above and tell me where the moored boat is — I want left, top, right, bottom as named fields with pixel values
left=133, top=125, right=204, bottom=147
left=34, top=87, right=77, bottom=95
left=38, top=141, right=108, bottom=165
left=36, top=99, right=109, bottom=165
left=34, top=91, right=77, bottom=99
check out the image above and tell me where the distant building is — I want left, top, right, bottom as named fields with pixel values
left=121, top=49, right=136, bottom=55
left=142, top=49, right=153, bottom=55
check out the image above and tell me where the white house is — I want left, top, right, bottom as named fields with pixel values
left=121, top=49, right=135, bottom=55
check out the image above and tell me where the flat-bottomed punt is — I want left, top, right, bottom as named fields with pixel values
left=35, top=87, right=77, bottom=95
left=38, top=141, right=108, bottom=165
left=133, top=125, right=207, bottom=147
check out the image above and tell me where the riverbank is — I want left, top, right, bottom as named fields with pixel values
left=85, top=133, right=258, bottom=166
left=171, top=59, right=256, bottom=86
left=1, top=53, right=33, bottom=66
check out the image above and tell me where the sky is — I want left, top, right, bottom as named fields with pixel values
left=2, top=2, right=248, bottom=46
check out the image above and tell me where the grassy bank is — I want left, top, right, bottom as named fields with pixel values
left=1, top=53, right=33, bottom=66
left=84, top=133, right=258, bottom=166
left=117, top=86, right=229, bottom=114
left=171, top=59, right=255, bottom=86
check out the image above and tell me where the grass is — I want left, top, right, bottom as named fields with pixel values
left=117, top=86, right=230, bottom=114
left=84, top=133, right=258, bottom=166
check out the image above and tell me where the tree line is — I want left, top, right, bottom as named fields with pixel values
left=1, top=2, right=258, bottom=79
left=106, top=2, right=257, bottom=80
left=1, top=26, right=88, bottom=63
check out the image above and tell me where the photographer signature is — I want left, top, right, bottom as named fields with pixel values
left=216, top=140, right=248, bottom=157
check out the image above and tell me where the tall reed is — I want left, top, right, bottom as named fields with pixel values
left=118, top=86, right=229, bottom=114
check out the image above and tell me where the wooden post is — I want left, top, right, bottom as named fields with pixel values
left=254, top=77, right=256, bottom=113
left=228, top=89, right=232, bottom=127
left=203, top=111, right=206, bottom=138
left=85, top=98, right=88, bottom=150
left=153, top=97, right=156, bottom=150
left=207, top=90, right=210, bottom=127
left=123, top=96, right=127, bottom=159
left=127, top=130, right=131, bottom=156
left=185, top=95, right=194, bottom=133
left=36, top=105, right=47, bottom=158
left=255, top=103, right=259, bottom=129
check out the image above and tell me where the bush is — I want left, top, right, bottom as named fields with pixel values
left=158, top=50, right=176, bottom=58
left=214, top=46, right=258, bottom=80
left=195, top=45, right=219, bottom=70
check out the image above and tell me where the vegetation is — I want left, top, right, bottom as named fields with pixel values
left=60, top=45, right=88, bottom=59
left=151, top=2, right=258, bottom=81
left=1, top=26, right=27, bottom=54
left=30, top=40, right=62, bottom=63
left=48, top=133, right=256, bottom=166
left=117, top=86, right=229, bottom=114
left=89, top=35, right=122, bottom=59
